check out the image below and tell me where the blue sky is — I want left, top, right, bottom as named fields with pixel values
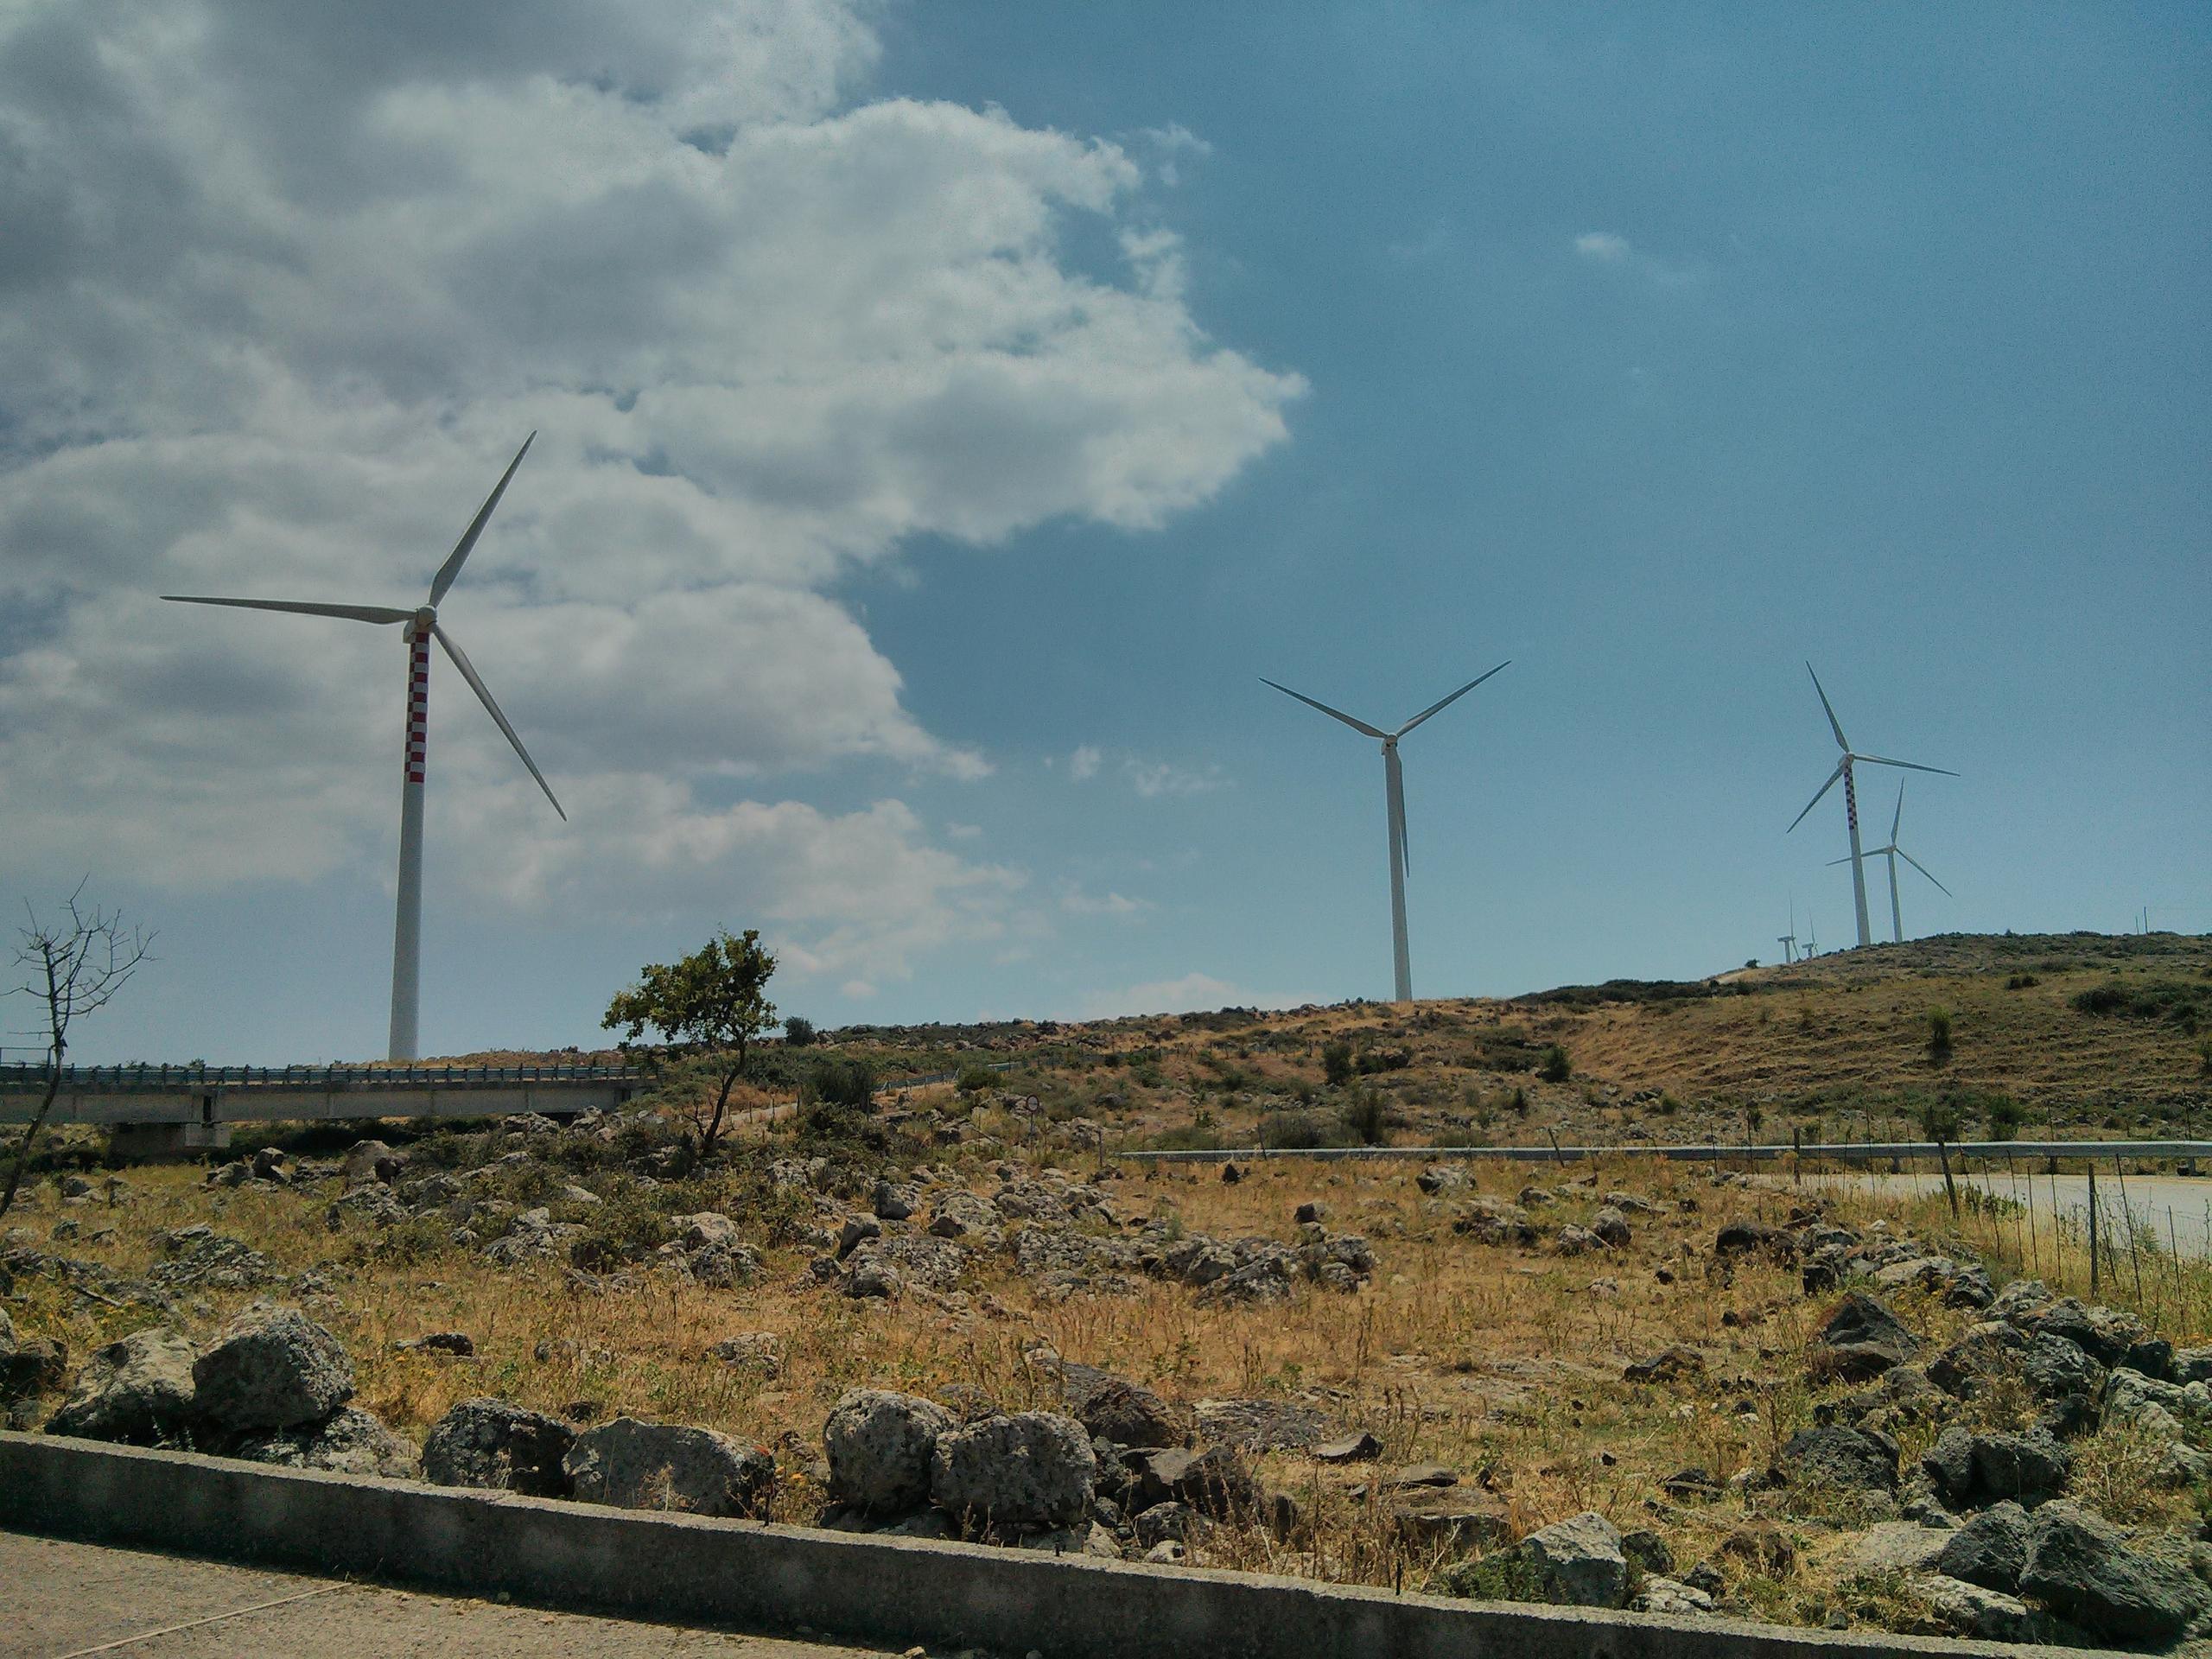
left=3, top=3, right=2205, bottom=1062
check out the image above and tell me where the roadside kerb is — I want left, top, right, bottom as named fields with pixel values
left=0, top=1433, right=2088, bottom=1659
left=1114, top=1140, right=2212, bottom=1166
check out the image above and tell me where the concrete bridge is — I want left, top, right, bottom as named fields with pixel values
left=0, top=1063, right=649, bottom=1155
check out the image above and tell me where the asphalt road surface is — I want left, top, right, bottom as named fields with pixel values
left=1815, top=1170, right=2212, bottom=1259
left=1, top=1531, right=903, bottom=1659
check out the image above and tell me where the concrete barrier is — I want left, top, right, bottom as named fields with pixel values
left=0, top=1433, right=2092, bottom=1659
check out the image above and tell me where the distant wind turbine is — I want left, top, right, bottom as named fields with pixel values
left=1262, top=662, right=1509, bottom=1003
left=1828, top=780, right=1950, bottom=944
left=163, top=435, right=563, bottom=1061
left=1787, top=664, right=1955, bottom=950
left=1777, top=899, right=1799, bottom=965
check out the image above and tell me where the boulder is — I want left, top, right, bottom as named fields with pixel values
left=2026, top=1298, right=2146, bottom=1368
left=1192, top=1397, right=1333, bottom=1452
left=931, top=1410, right=1095, bottom=1530
left=1815, top=1294, right=1918, bottom=1382
left=1415, top=1165, right=1471, bottom=1196
left=564, top=1417, right=773, bottom=1517
left=707, top=1332, right=783, bottom=1377
left=674, top=1212, right=738, bottom=1251
left=2022, top=1331, right=2107, bottom=1402
left=1077, top=1376, right=1189, bottom=1449
left=1714, top=1220, right=1795, bottom=1262
left=232, top=1406, right=417, bottom=1478
left=871, top=1181, right=918, bottom=1222
left=45, top=1328, right=197, bottom=1444
left=1936, top=1500, right=2029, bottom=1592
left=340, top=1140, right=404, bottom=1186
left=1518, top=1510, right=1631, bottom=1608
left=1908, top=1574, right=2043, bottom=1644
left=1588, top=1207, right=1631, bottom=1249
left=1624, top=1345, right=1703, bottom=1384
left=1632, top=1578, right=1716, bottom=1617
left=2019, top=1498, right=2209, bottom=1643
left=192, top=1308, right=353, bottom=1432
left=1927, top=1321, right=2026, bottom=1397
left=1553, top=1224, right=1605, bottom=1256
left=835, top=1215, right=881, bottom=1260
left=422, top=1398, right=577, bottom=1497
left=823, top=1389, right=953, bottom=1516
left=1836, top=1521, right=1948, bottom=1574
left=1782, top=1425, right=1898, bottom=1496
left=1452, top=1198, right=1536, bottom=1247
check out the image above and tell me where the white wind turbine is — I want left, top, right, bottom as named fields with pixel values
left=162, top=435, right=563, bottom=1061
left=1262, top=662, right=1509, bottom=1003
left=1829, top=780, right=1950, bottom=944
left=1777, top=899, right=1799, bottom=965
left=1787, top=663, right=1955, bottom=950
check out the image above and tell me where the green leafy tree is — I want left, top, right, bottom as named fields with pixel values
left=782, top=1016, right=817, bottom=1048
left=1538, top=1043, right=1573, bottom=1084
left=603, top=929, right=777, bottom=1156
left=1320, top=1039, right=1354, bottom=1088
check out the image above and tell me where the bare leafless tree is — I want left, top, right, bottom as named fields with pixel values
left=2, top=885, right=154, bottom=1224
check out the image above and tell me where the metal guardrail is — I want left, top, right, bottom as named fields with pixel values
left=0, top=1063, right=643, bottom=1092
left=1116, top=1140, right=2212, bottom=1165
left=887, top=1059, right=1020, bottom=1091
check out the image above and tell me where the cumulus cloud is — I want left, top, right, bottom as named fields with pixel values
left=1574, top=230, right=1632, bottom=262
left=1058, top=881, right=1150, bottom=918
left=1067, top=745, right=1103, bottom=780
left=1124, top=757, right=1228, bottom=798
left=0, top=0, right=1303, bottom=987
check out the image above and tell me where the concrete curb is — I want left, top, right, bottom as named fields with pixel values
left=0, top=1433, right=2099, bottom=1659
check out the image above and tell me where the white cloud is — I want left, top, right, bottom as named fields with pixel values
left=0, top=0, right=1303, bottom=985
left=1574, top=231, right=1632, bottom=262
left=1137, top=122, right=1211, bottom=188
left=1068, top=744, right=1103, bottom=781
left=840, top=979, right=876, bottom=999
left=1573, top=230, right=1703, bottom=289
left=1074, top=971, right=1309, bottom=1020
left=1058, top=882, right=1151, bottom=918
left=1124, top=757, right=1227, bottom=798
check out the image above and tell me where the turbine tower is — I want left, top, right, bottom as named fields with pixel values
left=1786, top=663, right=1955, bottom=950
left=1777, top=899, right=1799, bottom=965
left=1262, top=662, right=1509, bottom=1003
left=1829, top=780, right=1950, bottom=944
left=163, top=435, right=563, bottom=1061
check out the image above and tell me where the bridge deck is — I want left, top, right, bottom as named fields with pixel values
left=0, top=1064, right=647, bottom=1126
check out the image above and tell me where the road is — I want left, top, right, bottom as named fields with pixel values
left=0, top=1532, right=899, bottom=1659
left=1813, top=1170, right=2212, bottom=1260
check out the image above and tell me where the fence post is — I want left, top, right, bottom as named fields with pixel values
left=2088, top=1161, right=2100, bottom=1297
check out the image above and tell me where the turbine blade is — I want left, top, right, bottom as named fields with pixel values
left=1259, top=677, right=1388, bottom=740
left=1386, top=745, right=1408, bottom=878
left=1896, top=847, right=1952, bottom=897
left=1852, top=753, right=1959, bottom=778
left=431, top=623, right=565, bottom=821
left=1891, top=781, right=1905, bottom=841
left=1787, top=762, right=1845, bottom=834
left=428, top=432, right=536, bottom=606
left=1394, top=660, right=1510, bottom=738
left=1807, top=662, right=1848, bottom=752
left=161, top=595, right=412, bottom=625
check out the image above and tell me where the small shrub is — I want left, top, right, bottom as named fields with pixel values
left=1537, top=1044, right=1572, bottom=1084
left=1320, top=1039, right=1354, bottom=1088
left=955, top=1063, right=1000, bottom=1094
left=2004, top=974, right=2039, bottom=991
left=1510, top=1085, right=1529, bottom=1116
left=1344, top=1089, right=1389, bottom=1146
left=1257, top=1109, right=1360, bottom=1151
left=1985, top=1094, right=2027, bottom=1140
left=1927, top=1007, right=1953, bottom=1065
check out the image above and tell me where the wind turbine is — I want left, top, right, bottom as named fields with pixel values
left=1787, top=664, right=1955, bottom=950
left=1777, top=899, right=1799, bottom=965
left=1830, top=781, right=1950, bottom=944
left=162, top=435, right=563, bottom=1061
left=1262, top=662, right=1509, bottom=1003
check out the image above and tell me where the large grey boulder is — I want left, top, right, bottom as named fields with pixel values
left=45, top=1328, right=198, bottom=1444
left=422, top=1397, right=577, bottom=1497
left=1518, top=1510, right=1630, bottom=1608
left=1782, top=1425, right=1899, bottom=1496
left=1936, top=1501, right=2029, bottom=1592
left=1815, top=1294, right=1918, bottom=1382
left=1908, top=1575, right=2042, bottom=1644
left=1077, top=1376, right=1189, bottom=1449
left=823, top=1389, right=953, bottom=1516
left=564, top=1417, right=774, bottom=1517
left=1122, top=1444, right=1260, bottom=1518
left=1921, top=1427, right=2068, bottom=1509
left=2018, top=1499, right=2209, bottom=1643
left=192, top=1308, right=354, bottom=1431
left=232, top=1406, right=416, bottom=1478
left=930, top=1410, right=1095, bottom=1529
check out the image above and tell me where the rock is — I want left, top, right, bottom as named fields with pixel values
left=1620, top=1528, right=1673, bottom=1576
left=1588, top=1206, right=1631, bottom=1249
left=423, top=1398, right=577, bottom=1497
left=1714, top=1221, right=1795, bottom=1262
left=1923, top=1425, right=2067, bottom=1509
left=1132, top=1500, right=1205, bottom=1548
left=1294, top=1201, right=1325, bottom=1224
left=1218, top=1161, right=1242, bottom=1185
left=2019, top=1498, right=2209, bottom=1643
left=2026, top=1298, right=2146, bottom=1368
left=1077, top=1377, right=1189, bottom=1450
left=1936, top=1501, right=2028, bottom=1592
left=1660, top=1468, right=1721, bottom=1501
left=1632, top=1577, right=1716, bottom=1616
left=1782, top=1426, right=1898, bottom=1496
left=872, top=1181, right=918, bottom=1222
left=397, top=1332, right=474, bottom=1357
left=1815, top=1293, right=1918, bottom=1382
left=1927, top=1321, right=2026, bottom=1397
left=1519, top=1510, right=1631, bottom=1608
left=707, top=1333, right=783, bottom=1377
left=1554, top=1224, right=1605, bottom=1256
left=1988, top=1276, right=2055, bottom=1324
left=1415, top=1165, right=1471, bottom=1196
left=147, top=1232, right=282, bottom=1294
left=835, top=1215, right=881, bottom=1260
left=45, top=1328, right=198, bottom=1444
left=1123, top=1444, right=1260, bottom=1518
left=1191, top=1397, right=1334, bottom=1452
left=1910, top=1574, right=2043, bottom=1643
left=1018, top=1522, right=1122, bottom=1559
left=1143, top=1540, right=1186, bottom=1565
left=824, top=1390, right=955, bottom=1516
left=232, top=1406, right=417, bottom=1478
left=564, top=1417, right=773, bottom=1517
left=2022, top=1330, right=2107, bottom=1401
left=675, top=1212, right=738, bottom=1251
left=1624, top=1345, right=1703, bottom=1384
left=1721, top=1520, right=1796, bottom=1573
left=931, top=1411, right=1095, bottom=1530
left=192, top=1308, right=353, bottom=1433
left=2172, top=1344, right=2212, bottom=1385
left=1312, top=1432, right=1382, bottom=1464
left=1838, top=1521, right=1948, bottom=1573
left=340, top=1140, right=404, bottom=1186
left=1452, top=1198, right=1536, bottom=1247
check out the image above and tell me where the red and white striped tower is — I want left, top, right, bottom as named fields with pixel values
left=389, top=613, right=434, bottom=1060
